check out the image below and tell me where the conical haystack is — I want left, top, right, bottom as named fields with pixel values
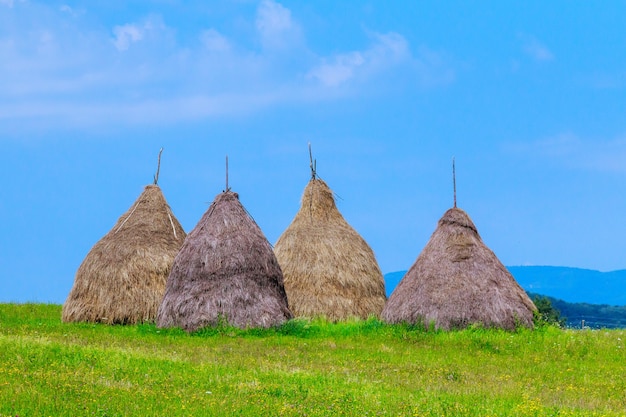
left=157, top=191, right=292, bottom=331
left=62, top=185, right=186, bottom=324
left=274, top=178, right=386, bottom=321
left=382, top=207, right=536, bottom=330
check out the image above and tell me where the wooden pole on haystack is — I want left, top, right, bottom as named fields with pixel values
left=225, top=155, right=230, bottom=192
left=452, top=157, right=457, bottom=208
left=154, top=148, right=163, bottom=185
left=308, top=142, right=317, bottom=179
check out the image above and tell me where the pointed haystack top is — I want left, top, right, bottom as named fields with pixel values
left=62, top=184, right=186, bottom=324
left=382, top=207, right=536, bottom=330
left=301, top=177, right=337, bottom=218
left=156, top=190, right=292, bottom=331
left=274, top=178, right=387, bottom=321
left=439, top=206, right=477, bottom=232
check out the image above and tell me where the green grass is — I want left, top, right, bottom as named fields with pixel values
left=1, top=304, right=624, bottom=416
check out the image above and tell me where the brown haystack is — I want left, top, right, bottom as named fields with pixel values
left=382, top=207, right=536, bottom=330
left=156, top=191, right=292, bottom=331
left=62, top=185, right=186, bottom=324
left=274, top=178, right=386, bottom=321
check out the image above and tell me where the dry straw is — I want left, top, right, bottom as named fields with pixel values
left=274, top=178, right=387, bottom=321
left=62, top=184, right=186, bottom=324
left=157, top=191, right=292, bottom=331
left=382, top=207, right=536, bottom=330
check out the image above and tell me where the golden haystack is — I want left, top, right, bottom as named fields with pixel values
left=274, top=178, right=386, bottom=321
left=157, top=191, right=292, bottom=331
left=62, top=185, right=186, bottom=324
left=382, top=207, right=536, bottom=330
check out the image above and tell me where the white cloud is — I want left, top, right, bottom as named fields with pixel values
left=112, top=24, right=144, bottom=51
left=308, top=32, right=410, bottom=87
left=0, top=2, right=451, bottom=133
left=59, top=4, right=83, bottom=18
left=369, top=32, right=411, bottom=64
left=307, top=52, right=365, bottom=87
left=519, top=34, right=554, bottom=62
left=255, top=0, right=301, bottom=50
left=307, top=31, right=454, bottom=89
left=200, top=29, right=231, bottom=53
left=111, top=15, right=169, bottom=52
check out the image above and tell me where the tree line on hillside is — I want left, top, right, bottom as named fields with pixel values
left=529, top=293, right=626, bottom=329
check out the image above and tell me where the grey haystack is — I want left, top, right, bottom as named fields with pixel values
left=382, top=207, right=536, bottom=330
left=274, top=178, right=386, bottom=321
left=62, top=185, right=186, bottom=324
left=156, top=191, right=292, bottom=331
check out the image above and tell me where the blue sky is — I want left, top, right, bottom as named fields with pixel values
left=2, top=1, right=626, bottom=303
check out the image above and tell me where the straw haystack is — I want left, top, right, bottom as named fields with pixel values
left=62, top=185, right=186, bottom=324
left=382, top=207, right=536, bottom=330
left=156, top=191, right=292, bottom=331
left=274, top=178, right=386, bottom=321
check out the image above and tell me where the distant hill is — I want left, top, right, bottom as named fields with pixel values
left=384, top=266, right=626, bottom=306
left=507, top=266, right=626, bottom=306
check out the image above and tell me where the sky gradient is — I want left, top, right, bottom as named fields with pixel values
left=2, top=1, right=626, bottom=303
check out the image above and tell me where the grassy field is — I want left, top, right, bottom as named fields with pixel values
left=0, top=304, right=624, bottom=416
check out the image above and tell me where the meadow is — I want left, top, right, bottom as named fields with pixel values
left=0, top=304, right=624, bottom=416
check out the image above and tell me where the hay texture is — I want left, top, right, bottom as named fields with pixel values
left=382, top=207, right=536, bottom=330
left=274, top=178, right=386, bottom=321
left=62, top=185, right=186, bottom=324
left=156, top=191, right=292, bottom=331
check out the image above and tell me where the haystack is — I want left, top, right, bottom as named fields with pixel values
left=382, top=207, right=536, bottom=330
left=156, top=191, right=292, bottom=331
left=274, top=178, right=386, bottom=321
left=62, top=185, right=186, bottom=324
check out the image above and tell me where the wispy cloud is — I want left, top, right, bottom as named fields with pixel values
left=509, top=133, right=580, bottom=158
left=307, top=52, right=366, bottom=87
left=112, top=15, right=169, bottom=51
left=307, top=32, right=453, bottom=88
left=0, top=92, right=287, bottom=127
left=519, top=33, right=554, bottom=62
left=59, top=4, right=83, bottom=17
left=0, top=1, right=453, bottom=133
left=255, top=0, right=301, bottom=50
left=411, top=45, right=456, bottom=87
left=112, top=24, right=143, bottom=51
left=584, top=72, right=626, bottom=90
left=200, top=29, right=231, bottom=53
left=505, top=133, right=626, bottom=174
